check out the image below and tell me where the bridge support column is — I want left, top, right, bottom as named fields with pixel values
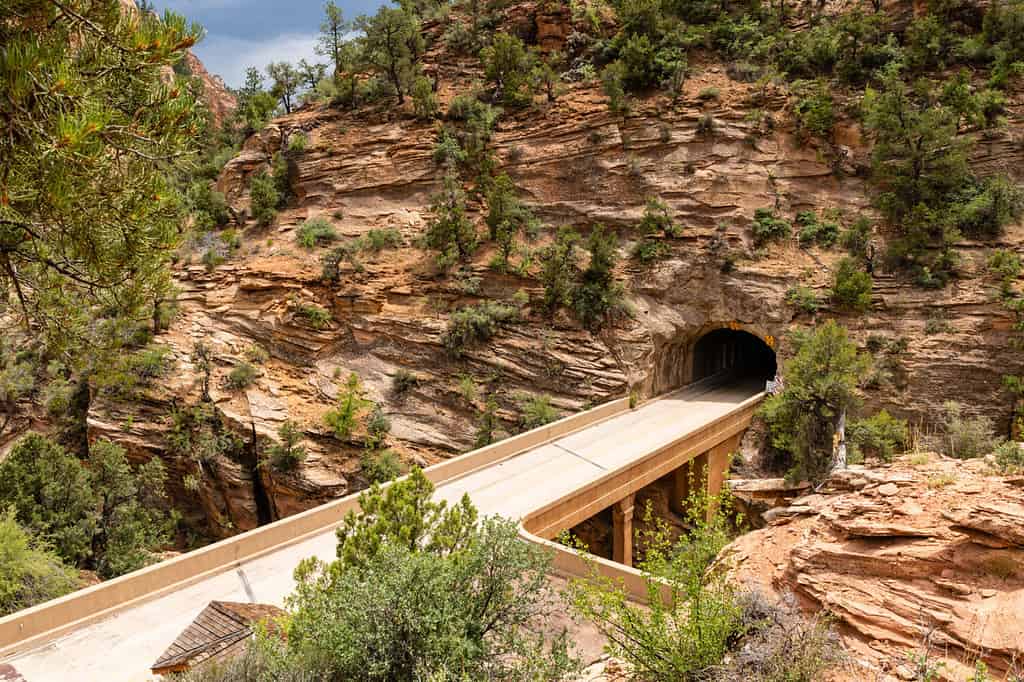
left=705, top=435, right=741, bottom=522
left=671, top=452, right=707, bottom=517
left=612, top=493, right=635, bottom=567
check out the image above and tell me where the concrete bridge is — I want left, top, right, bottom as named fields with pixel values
left=0, top=329, right=772, bottom=681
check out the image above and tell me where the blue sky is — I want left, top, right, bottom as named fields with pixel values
left=154, top=0, right=385, bottom=88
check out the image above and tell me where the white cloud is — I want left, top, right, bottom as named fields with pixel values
left=193, top=32, right=320, bottom=88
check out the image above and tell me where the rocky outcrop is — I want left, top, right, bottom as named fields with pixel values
left=183, top=51, right=237, bottom=129
left=727, top=456, right=1024, bottom=680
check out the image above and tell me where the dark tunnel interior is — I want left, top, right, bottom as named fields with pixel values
left=691, top=329, right=777, bottom=384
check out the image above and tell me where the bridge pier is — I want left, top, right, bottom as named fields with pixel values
left=612, top=494, right=635, bottom=567
left=669, top=435, right=740, bottom=522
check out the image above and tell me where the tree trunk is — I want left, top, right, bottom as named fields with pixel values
left=833, top=408, right=847, bottom=471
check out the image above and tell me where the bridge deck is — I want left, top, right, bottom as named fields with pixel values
left=4, top=379, right=762, bottom=681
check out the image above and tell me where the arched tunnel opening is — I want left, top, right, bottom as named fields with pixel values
left=692, top=328, right=777, bottom=385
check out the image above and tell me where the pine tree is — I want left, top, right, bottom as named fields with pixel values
left=0, top=0, right=204, bottom=363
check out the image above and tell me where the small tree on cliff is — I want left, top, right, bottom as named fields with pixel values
left=761, top=320, right=869, bottom=483
left=356, top=6, right=422, bottom=104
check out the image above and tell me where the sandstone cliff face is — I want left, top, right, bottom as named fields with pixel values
left=84, top=0, right=1024, bottom=538
left=727, top=456, right=1024, bottom=680
left=183, top=51, right=237, bottom=129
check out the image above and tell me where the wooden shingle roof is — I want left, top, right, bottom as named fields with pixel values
left=150, top=601, right=285, bottom=675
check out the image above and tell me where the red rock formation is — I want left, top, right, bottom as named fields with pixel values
left=183, top=51, right=237, bottom=129
left=727, top=456, right=1024, bottom=680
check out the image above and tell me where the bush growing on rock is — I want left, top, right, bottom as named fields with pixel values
left=226, top=361, right=258, bottom=390
left=296, top=217, right=339, bottom=249
left=939, top=401, right=1001, bottom=459
left=573, top=226, right=627, bottom=329
left=424, top=171, right=478, bottom=268
left=391, top=369, right=421, bottom=396
left=993, top=440, right=1024, bottom=474
left=249, top=170, right=281, bottom=227
left=442, top=302, right=518, bottom=358
left=796, top=211, right=839, bottom=248
left=831, top=257, right=873, bottom=312
left=480, top=33, right=535, bottom=107
left=570, top=489, right=839, bottom=680
left=752, top=208, right=791, bottom=247
left=359, top=448, right=403, bottom=484
left=324, top=373, right=371, bottom=442
left=847, top=410, right=908, bottom=462
left=411, top=76, right=438, bottom=120
left=518, top=393, right=559, bottom=430
left=296, top=303, right=332, bottom=330
left=786, top=285, right=819, bottom=314
left=266, top=420, right=307, bottom=472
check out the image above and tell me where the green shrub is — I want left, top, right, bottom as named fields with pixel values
left=323, top=373, right=370, bottom=442
left=296, top=304, right=332, bottom=329
left=391, top=369, right=421, bottom=396
left=244, top=344, right=270, bottom=364
left=988, top=248, right=1022, bottom=287
left=848, top=410, right=908, bottom=462
left=639, top=198, right=682, bottom=237
left=411, top=76, right=439, bottom=120
left=831, top=257, right=873, bottom=312
left=433, top=130, right=467, bottom=167
left=283, top=470, right=577, bottom=680
left=761, top=321, right=869, bottom=483
left=480, top=33, right=535, bottom=107
left=364, top=227, right=402, bottom=252
left=129, top=345, right=171, bottom=380
left=321, top=242, right=363, bottom=281
left=573, top=226, right=626, bottom=329
left=518, top=394, right=558, bottom=430
left=296, top=217, right=339, bottom=249
left=697, top=86, right=720, bottom=100
left=538, top=227, right=580, bottom=313
left=786, top=285, right=819, bottom=314
left=601, top=61, right=628, bottom=114
left=994, top=441, right=1024, bottom=474
left=226, top=361, right=257, bottom=390
left=443, top=302, right=518, bottom=358
left=796, top=211, right=839, bottom=247
left=0, top=434, right=172, bottom=578
left=249, top=170, right=280, bottom=226
left=569, top=492, right=743, bottom=679
left=0, top=509, right=76, bottom=617
left=266, top=420, right=307, bottom=471
left=360, top=449, right=403, bottom=484
left=363, top=404, right=390, bottom=450
left=186, top=181, right=230, bottom=231
left=793, top=80, right=834, bottom=141
left=288, top=133, right=307, bottom=152
left=752, top=208, right=791, bottom=246
left=940, top=401, right=1001, bottom=459
left=201, top=248, right=225, bottom=271
left=424, top=171, right=478, bottom=268
left=632, top=239, right=670, bottom=264
left=839, top=218, right=872, bottom=258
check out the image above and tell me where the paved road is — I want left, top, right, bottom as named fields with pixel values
left=4, top=379, right=761, bottom=681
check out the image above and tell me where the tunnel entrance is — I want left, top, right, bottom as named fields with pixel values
left=692, top=328, right=777, bottom=384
